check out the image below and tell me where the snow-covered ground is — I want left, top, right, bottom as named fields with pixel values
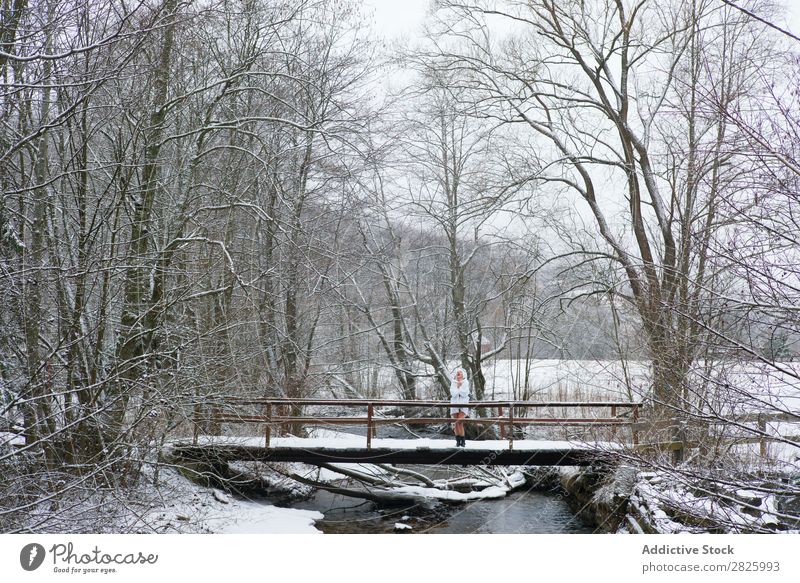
left=0, top=430, right=24, bottom=449
left=198, top=499, right=323, bottom=534
left=135, top=464, right=324, bottom=534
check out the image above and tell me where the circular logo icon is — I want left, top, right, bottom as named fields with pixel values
left=20, top=543, right=46, bottom=571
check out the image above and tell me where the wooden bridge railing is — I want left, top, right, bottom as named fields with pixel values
left=192, top=398, right=643, bottom=450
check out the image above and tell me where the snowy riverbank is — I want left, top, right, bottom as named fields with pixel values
left=135, top=464, right=324, bottom=534
left=557, top=465, right=800, bottom=534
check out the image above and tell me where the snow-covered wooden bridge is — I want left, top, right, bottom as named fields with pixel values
left=170, top=398, right=642, bottom=466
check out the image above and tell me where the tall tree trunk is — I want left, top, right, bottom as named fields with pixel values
left=113, top=0, right=178, bottom=436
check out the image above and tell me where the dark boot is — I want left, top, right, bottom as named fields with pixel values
left=461, top=437, right=467, bottom=447
left=458, top=436, right=465, bottom=447
left=455, top=436, right=460, bottom=447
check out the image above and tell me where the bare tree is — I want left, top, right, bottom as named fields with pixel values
left=425, top=0, right=779, bottom=432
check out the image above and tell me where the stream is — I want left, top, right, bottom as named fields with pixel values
left=274, top=479, right=595, bottom=534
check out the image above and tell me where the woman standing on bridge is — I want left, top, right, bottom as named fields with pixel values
left=450, top=368, right=470, bottom=447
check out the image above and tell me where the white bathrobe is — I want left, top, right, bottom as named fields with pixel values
left=450, top=378, right=470, bottom=415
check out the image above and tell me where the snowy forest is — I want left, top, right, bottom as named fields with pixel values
left=1, top=0, right=799, bottom=534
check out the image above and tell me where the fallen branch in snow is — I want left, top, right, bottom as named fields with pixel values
left=375, top=464, right=437, bottom=487
left=284, top=470, right=423, bottom=505
left=318, top=463, right=405, bottom=488
left=280, top=463, right=527, bottom=505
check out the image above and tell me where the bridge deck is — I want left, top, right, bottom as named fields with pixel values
left=170, top=436, right=621, bottom=466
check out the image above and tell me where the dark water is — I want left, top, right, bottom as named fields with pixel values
left=264, top=425, right=595, bottom=533
left=427, top=488, right=594, bottom=534
left=286, top=482, right=595, bottom=534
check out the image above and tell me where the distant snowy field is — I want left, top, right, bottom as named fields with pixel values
left=478, top=359, right=650, bottom=401
left=349, top=359, right=800, bottom=463
left=371, top=358, right=800, bottom=416
left=412, top=359, right=800, bottom=409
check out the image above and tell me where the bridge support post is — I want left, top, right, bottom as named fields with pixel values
left=611, top=405, right=617, bottom=440
left=671, top=417, right=686, bottom=464
left=498, top=406, right=505, bottom=439
left=265, top=403, right=272, bottom=448
left=193, top=403, right=200, bottom=445
left=758, top=414, right=767, bottom=457
left=367, top=404, right=373, bottom=450
left=632, top=405, right=639, bottom=446
left=508, top=404, right=514, bottom=450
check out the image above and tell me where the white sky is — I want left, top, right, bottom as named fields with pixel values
left=359, top=0, right=800, bottom=243
left=363, top=0, right=429, bottom=40
left=363, top=0, right=800, bottom=42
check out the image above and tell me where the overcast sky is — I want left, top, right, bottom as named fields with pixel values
left=363, top=0, right=800, bottom=43
left=358, top=0, right=800, bottom=240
